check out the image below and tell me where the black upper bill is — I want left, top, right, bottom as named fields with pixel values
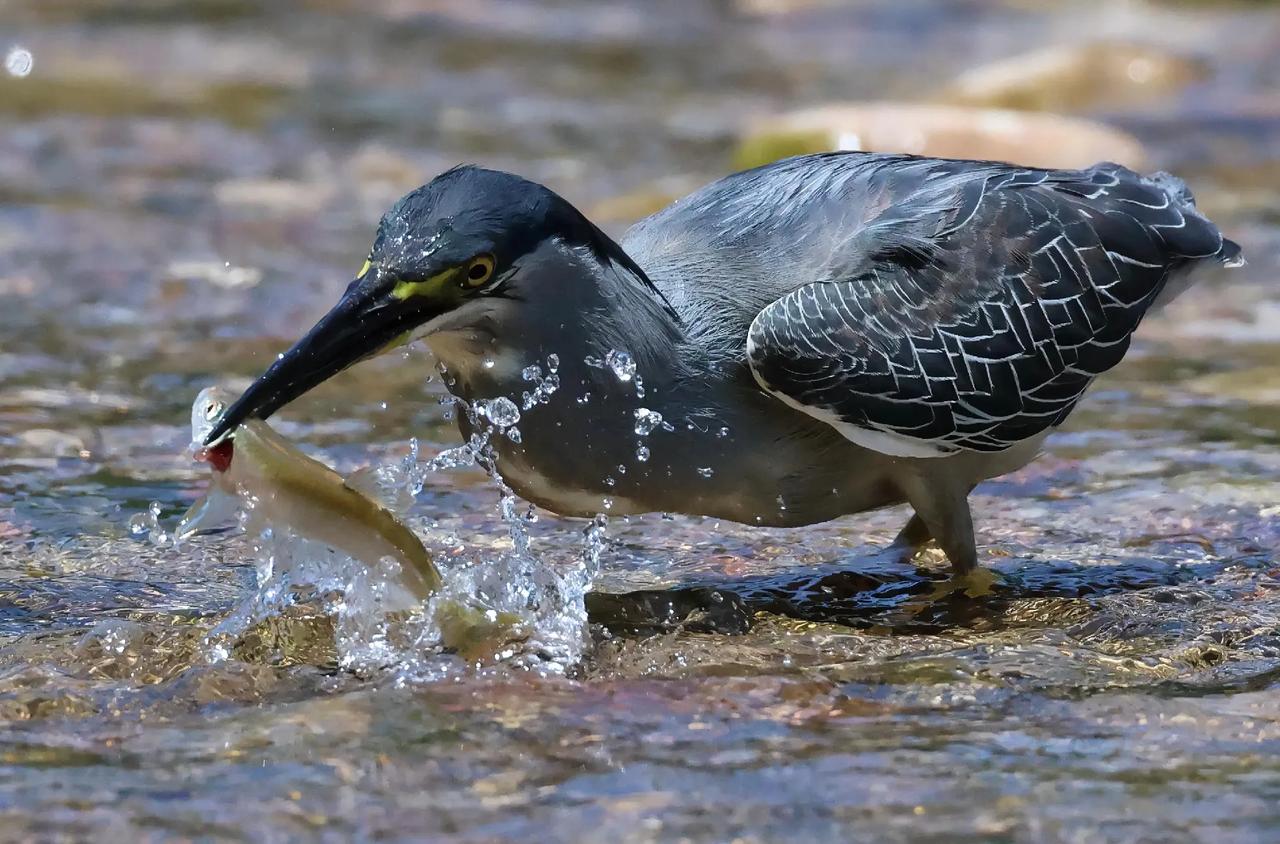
left=204, top=279, right=419, bottom=445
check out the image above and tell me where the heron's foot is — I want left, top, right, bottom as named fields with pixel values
left=884, top=512, right=932, bottom=566
left=925, top=566, right=1002, bottom=602
left=883, top=539, right=924, bottom=567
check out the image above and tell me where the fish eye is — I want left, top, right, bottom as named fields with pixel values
left=203, top=402, right=221, bottom=420
left=463, top=254, right=495, bottom=288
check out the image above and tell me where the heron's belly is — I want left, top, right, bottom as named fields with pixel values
left=494, top=450, right=647, bottom=518
left=490, top=422, right=1050, bottom=526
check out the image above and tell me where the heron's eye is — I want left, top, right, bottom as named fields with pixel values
left=463, top=254, right=495, bottom=289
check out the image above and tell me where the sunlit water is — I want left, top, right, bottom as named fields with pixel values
left=2, top=0, right=1280, bottom=840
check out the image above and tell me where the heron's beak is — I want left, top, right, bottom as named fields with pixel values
left=205, top=268, right=437, bottom=445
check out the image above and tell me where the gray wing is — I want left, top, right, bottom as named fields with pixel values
left=625, top=152, right=1239, bottom=456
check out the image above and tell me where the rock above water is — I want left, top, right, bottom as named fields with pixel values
left=941, top=41, right=1206, bottom=113
left=735, top=102, right=1146, bottom=171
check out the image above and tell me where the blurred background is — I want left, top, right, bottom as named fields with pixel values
left=2, top=1, right=1280, bottom=841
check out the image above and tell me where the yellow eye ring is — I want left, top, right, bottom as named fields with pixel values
left=463, top=254, right=495, bottom=288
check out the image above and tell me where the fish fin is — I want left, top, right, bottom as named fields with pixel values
left=176, top=485, right=240, bottom=540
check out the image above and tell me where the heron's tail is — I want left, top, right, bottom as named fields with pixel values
left=1145, top=169, right=1245, bottom=268
left=1122, top=169, right=1244, bottom=309
left=1219, top=236, right=1246, bottom=268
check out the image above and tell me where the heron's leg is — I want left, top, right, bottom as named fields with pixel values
left=896, top=472, right=978, bottom=576
left=886, top=512, right=932, bottom=564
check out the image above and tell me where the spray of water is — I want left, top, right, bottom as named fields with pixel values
left=161, top=355, right=604, bottom=679
left=144, top=345, right=731, bottom=676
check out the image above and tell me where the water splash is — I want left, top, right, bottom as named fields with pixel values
left=128, top=501, right=171, bottom=547
left=605, top=350, right=636, bottom=383
left=477, top=397, right=521, bottom=429
left=586, top=349, right=644, bottom=396
left=633, top=408, right=663, bottom=436
left=149, top=355, right=601, bottom=678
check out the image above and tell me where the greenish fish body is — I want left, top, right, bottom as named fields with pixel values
left=179, top=387, right=442, bottom=599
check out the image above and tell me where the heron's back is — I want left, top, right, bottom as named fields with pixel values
left=623, top=151, right=1238, bottom=365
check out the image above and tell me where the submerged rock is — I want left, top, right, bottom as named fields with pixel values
left=941, top=41, right=1206, bottom=113
left=736, top=102, right=1146, bottom=171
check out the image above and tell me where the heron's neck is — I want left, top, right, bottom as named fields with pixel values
left=582, top=251, right=685, bottom=380
left=427, top=241, right=686, bottom=404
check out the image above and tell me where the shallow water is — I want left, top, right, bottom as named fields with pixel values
left=2, top=0, right=1280, bottom=840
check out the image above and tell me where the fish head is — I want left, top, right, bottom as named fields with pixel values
left=177, top=386, right=240, bottom=540
left=191, top=386, right=233, bottom=448
left=190, top=386, right=237, bottom=472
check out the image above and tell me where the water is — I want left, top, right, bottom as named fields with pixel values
left=1, top=0, right=1279, bottom=839
left=633, top=407, right=664, bottom=436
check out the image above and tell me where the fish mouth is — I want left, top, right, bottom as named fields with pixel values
left=204, top=276, right=436, bottom=445
left=196, top=440, right=235, bottom=472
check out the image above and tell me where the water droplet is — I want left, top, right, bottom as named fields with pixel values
left=522, top=364, right=542, bottom=382
left=5, top=47, right=32, bottom=78
left=379, top=401, right=388, bottom=411
left=506, top=427, right=522, bottom=444
left=660, top=512, right=675, bottom=521
left=717, top=426, right=730, bottom=438
left=482, top=357, right=496, bottom=370
left=605, top=350, right=636, bottom=383
left=636, top=445, right=650, bottom=462
left=149, top=501, right=163, bottom=518
left=477, top=397, right=520, bottom=428
left=633, top=408, right=663, bottom=436
left=696, top=467, right=714, bottom=478
left=602, top=497, right=614, bottom=510
left=547, top=353, right=560, bottom=372
left=634, top=374, right=645, bottom=398
left=616, top=464, right=627, bottom=475
left=776, top=495, right=787, bottom=511
left=127, top=513, right=149, bottom=537
left=576, top=392, right=591, bottom=405
left=604, top=476, right=616, bottom=487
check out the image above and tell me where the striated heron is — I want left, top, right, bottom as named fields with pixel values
left=206, top=152, right=1242, bottom=576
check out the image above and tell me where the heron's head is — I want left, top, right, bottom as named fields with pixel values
left=205, top=166, right=663, bottom=445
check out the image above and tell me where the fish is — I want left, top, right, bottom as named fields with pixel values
left=180, top=388, right=531, bottom=662
left=178, top=387, right=443, bottom=599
